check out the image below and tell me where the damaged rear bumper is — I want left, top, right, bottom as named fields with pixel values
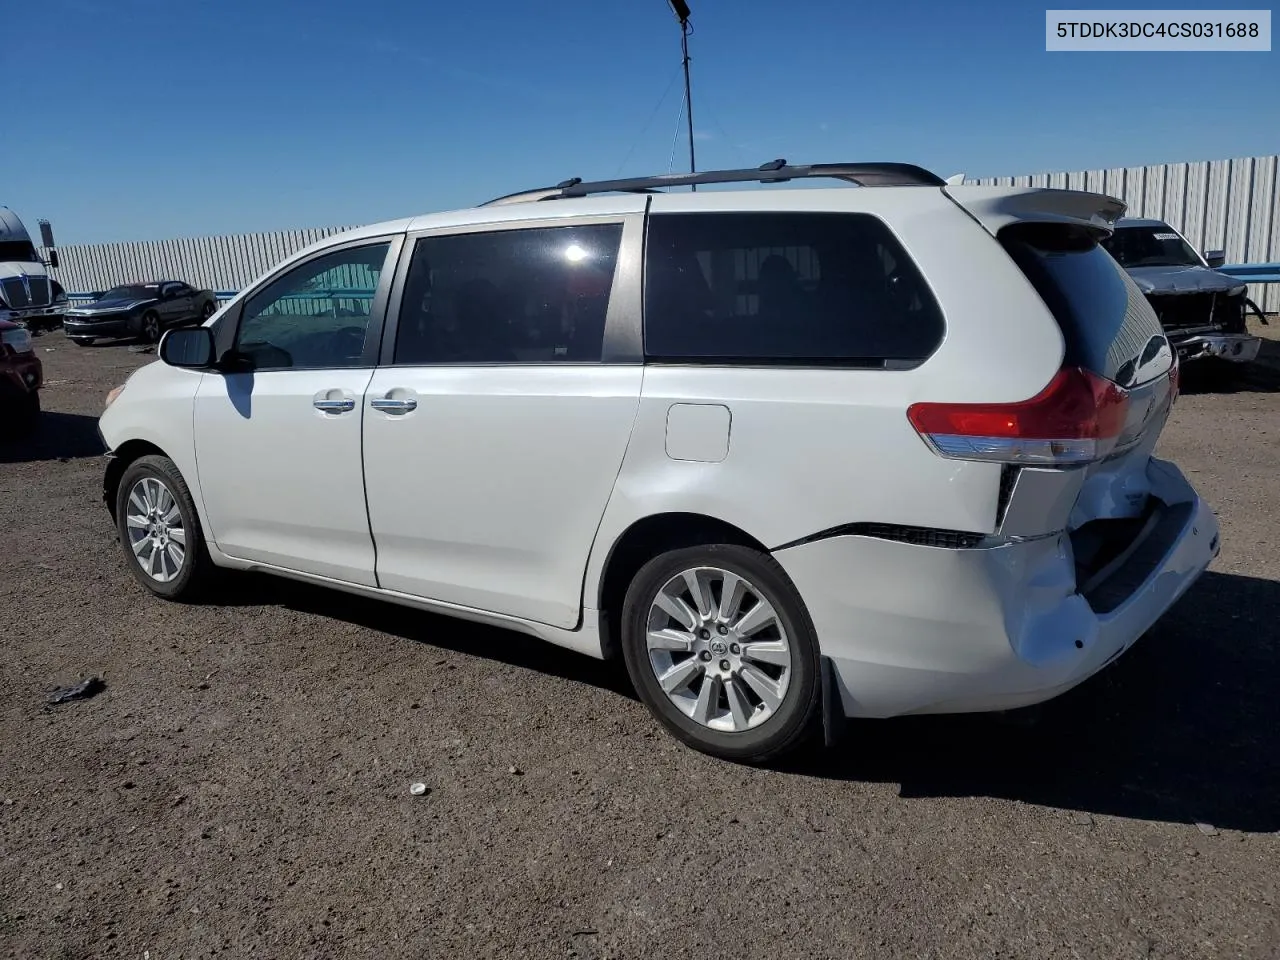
left=775, top=458, right=1219, bottom=719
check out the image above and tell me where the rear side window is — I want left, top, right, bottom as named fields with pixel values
left=643, top=212, right=944, bottom=367
left=394, top=223, right=623, bottom=364
left=1000, top=224, right=1167, bottom=387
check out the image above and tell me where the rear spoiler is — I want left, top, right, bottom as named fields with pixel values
left=942, top=185, right=1126, bottom=238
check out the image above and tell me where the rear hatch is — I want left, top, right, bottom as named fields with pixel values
left=923, top=187, right=1183, bottom=606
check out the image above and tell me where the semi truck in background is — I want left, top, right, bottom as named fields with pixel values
left=0, top=206, right=60, bottom=436
left=0, top=205, right=67, bottom=333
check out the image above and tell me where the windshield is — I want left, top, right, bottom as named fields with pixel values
left=1101, top=226, right=1203, bottom=268
left=102, top=284, right=160, bottom=300
left=0, top=240, right=40, bottom=262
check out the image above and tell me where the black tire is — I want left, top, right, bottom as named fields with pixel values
left=2, top=391, right=40, bottom=440
left=139, top=311, right=161, bottom=344
left=114, top=454, right=216, bottom=601
left=71, top=338, right=94, bottom=347
left=620, top=543, right=822, bottom=764
left=19, top=390, right=40, bottom=435
left=1203, top=360, right=1230, bottom=387
left=1185, top=357, right=1237, bottom=391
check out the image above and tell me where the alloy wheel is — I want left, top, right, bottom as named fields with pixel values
left=645, top=566, right=793, bottom=732
left=124, top=477, right=187, bottom=583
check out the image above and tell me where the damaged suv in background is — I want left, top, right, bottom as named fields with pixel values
left=1101, top=218, right=1266, bottom=365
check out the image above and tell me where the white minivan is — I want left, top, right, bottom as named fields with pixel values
left=98, top=161, right=1220, bottom=762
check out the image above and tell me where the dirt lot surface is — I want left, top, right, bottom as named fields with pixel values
left=3, top=326, right=1278, bottom=960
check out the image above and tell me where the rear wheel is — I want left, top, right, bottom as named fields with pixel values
left=621, top=543, right=821, bottom=763
left=139, top=311, right=161, bottom=343
left=115, top=454, right=216, bottom=601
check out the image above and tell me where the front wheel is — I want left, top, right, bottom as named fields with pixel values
left=19, top=390, right=40, bottom=434
left=620, top=543, right=822, bottom=763
left=115, top=454, right=216, bottom=601
left=3, top=391, right=40, bottom=439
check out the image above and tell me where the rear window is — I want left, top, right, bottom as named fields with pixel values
left=643, top=212, right=944, bottom=367
left=1000, top=223, right=1167, bottom=387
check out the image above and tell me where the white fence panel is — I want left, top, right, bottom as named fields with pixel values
left=971, top=154, right=1280, bottom=312
left=33, top=155, right=1278, bottom=314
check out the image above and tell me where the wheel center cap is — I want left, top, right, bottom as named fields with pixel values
left=709, top=639, right=728, bottom=656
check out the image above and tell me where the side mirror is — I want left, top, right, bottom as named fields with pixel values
left=159, top=326, right=215, bottom=368
left=45, top=249, right=60, bottom=270
left=1205, top=250, right=1227, bottom=269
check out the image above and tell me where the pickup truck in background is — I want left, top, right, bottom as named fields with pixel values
left=1101, top=218, right=1266, bottom=365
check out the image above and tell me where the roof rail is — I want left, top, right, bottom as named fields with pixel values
left=481, top=160, right=946, bottom=205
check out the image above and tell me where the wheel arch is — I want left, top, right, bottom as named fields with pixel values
left=594, top=512, right=769, bottom=660
left=104, top=439, right=170, bottom=521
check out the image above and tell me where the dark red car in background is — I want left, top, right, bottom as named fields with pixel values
left=0, top=319, right=42, bottom=436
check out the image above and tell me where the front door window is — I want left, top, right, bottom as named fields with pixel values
left=235, top=242, right=392, bottom=369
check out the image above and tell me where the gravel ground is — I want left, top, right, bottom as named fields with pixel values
left=2, top=326, right=1278, bottom=960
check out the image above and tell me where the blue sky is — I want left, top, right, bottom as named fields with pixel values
left=4, top=0, right=1276, bottom=243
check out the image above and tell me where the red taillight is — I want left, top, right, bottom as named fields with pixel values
left=907, top=367, right=1130, bottom=465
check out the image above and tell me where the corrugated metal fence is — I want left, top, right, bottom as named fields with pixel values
left=41, top=226, right=357, bottom=303
left=968, top=154, right=1279, bottom=311
left=34, top=154, right=1280, bottom=311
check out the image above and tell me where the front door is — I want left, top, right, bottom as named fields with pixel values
left=362, top=217, right=643, bottom=628
left=193, top=238, right=400, bottom=586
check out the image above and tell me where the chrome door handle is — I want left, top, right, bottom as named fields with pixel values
left=314, top=398, right=355, bottom=413
left=370, top=397, right=418, bottom=414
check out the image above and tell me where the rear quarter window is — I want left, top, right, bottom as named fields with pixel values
left=999, top=223, right=1167, bottom=386
left=643, top=212, right=944, bottom=367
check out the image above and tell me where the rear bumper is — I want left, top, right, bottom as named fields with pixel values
left=64, top=315, right=133, bottom=339
left=1173, top=333, right=1261, bottom=363
left=775, top=458, right=1219, bottom=718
